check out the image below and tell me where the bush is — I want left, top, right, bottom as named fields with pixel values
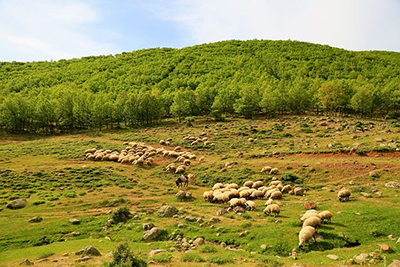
left=200, top=245, right=217, bottom=253
left=207, top=255, right=234, bottom=264
left=181, top=253, right=206, bottom=262
left=185, top=117, right=194, bottom=127
left=105, top=243, right=147, bottom=267
left=272, top=242, right=292, bottom=256
left=281, top=173, right=303, bottom=183
left=150, top=254, right=172, bottom=263
left=111, top=207, right=132, bottom=223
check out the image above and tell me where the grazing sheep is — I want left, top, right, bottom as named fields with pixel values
left=281, top=185, right=293, bottom=194
left=229, top=198, right=242, bottom=208
left=183, top=159, right=191, bottom=166
left=305, top=210, right=318, bottom=214
left=187, top=174, right=196, bottom=185
left=269, top=180, right=282, bottom=186
left=300, top=213, right=321, bottom=222
left=265, top=188, right=280, bottom=199
left=85, top=148, right=96, bottom=154
left=199, top=156, right=205, bottom=162
left=298, top=226, right=316, bottom=247
left=302, top=217, right=322, bottom=230
left=338, top=189, right=351, bottom=201
left=175, top=165, right=186, bottom=174
left=165, top=163, right=176, bottom=172
left=319, top=210, right=333, bottom=223
left=191, top=140, right=199, bottom=146
left=175, top=175, right=188, bottom=188
left=250, top=190, right=264, bottom=199
left=261, top=166, right=272, bottom=173
left=264, top=204, right=280, bottom=217
left=226, top=183, right=239, bottom=189
left=86, top=154, right=95, bottom=160
left=243, top=181, right=254, bottom=188
left=174, top=146, right=182, bottom=151
left=269, top=168, right=279, bottom=175
left=252, top=181, right=263, bottom=188
left=167, top=137, right=172, bottom=142
left=265, top=199, right=274, bottom=206
left=270, top=191, right=283, bottom=200
left=228, top=189, right=240, bottom=199
left=203, top=191, right=213, bottom=202
left=213, top=183, right=224, bottom=190
left=245, top=200, right=256, bottom=211
left=239, top=190, right=251, bottom=199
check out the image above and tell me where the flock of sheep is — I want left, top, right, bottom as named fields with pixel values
left=203, top=165, right=353, bottom=248
left=202, top=169, right=295, bottom=216
left=84, top=134, right=354, bottom=250
left=84, top=141, right=198, bottom=172
left=298, top=190, right=351, bottom=246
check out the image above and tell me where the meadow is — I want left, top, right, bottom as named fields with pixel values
left=0, top=115, right=399, bottom=267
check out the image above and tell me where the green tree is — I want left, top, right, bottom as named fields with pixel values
left=233, top=85, right=260, bottom=119
left=351, top=84, right=374, bottom=116
left=170, top=89, right=197, bottom=121
left=287, top=78, right=311, bottom=114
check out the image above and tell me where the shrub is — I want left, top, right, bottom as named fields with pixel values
left=200, top=245, right=217, bottom=253
left=185, top=117, right=194, bottom=127
left=207, top=255, right=234, bottom=264
left=150, top=254, right=172, bottom=263
left=272, top=242, right=292, bottom=256
left=111, top=207, right=132, bottom=223
left=281, top=173, right=303, bottom=183
left=105, top=243, right=147, bottom=267
left=181, top=253, right=206, bottom=262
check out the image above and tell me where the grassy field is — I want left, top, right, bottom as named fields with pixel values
left=0, top=115, right=399, bottom=267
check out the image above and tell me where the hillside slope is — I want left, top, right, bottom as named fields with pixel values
left=0, top=40, right=399, bottom=132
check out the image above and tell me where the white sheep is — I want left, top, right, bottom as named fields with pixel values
left=250, top=190, right=264, bottom=199
left=281, top=185, right=292, bottom=193
left=269, top=168, right=279, bottom=175
left=269, top=180, right=282, bottom=186
left=239, top=190, right=251, bottom=199
left=319, top=210, right=333, bottom=223
left=338, top=189, right=351, bottom=201
left=265, top=199, right=274, bottom=206
left=302, top=217, right=322, bottom=230
left=264, top=204, right=280, bottom=217
left=229, top=198, right=242, bottom=207
left=300, top=213, right=321, bottom=222
left=212, top=183, right=224, bottom=190
left=243, top=181, right=254, bottom=188
left=175, top=165, right=186, bottom=174
left=269, top=191, right=283, bottom=200
left=244, top=200, right=256, bottom=211
left=261, top=166, right=272, bottom=173
left=252, top=181, right=263, bottom=188
left=203, top=191, right=213, bottom=201
left=298, top=226, right=316, bottom=247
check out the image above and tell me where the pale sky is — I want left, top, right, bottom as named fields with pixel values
left=0, top=0, right=399, bottom=62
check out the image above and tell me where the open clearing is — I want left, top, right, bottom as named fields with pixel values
left=0, top=116, right=399, bottom=267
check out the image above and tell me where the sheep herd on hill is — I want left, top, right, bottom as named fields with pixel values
left=84, top=140, right=198, bottom=179
left=203, top=166, right=351, bottom=248
left=83, top=134, right=354, bottom=250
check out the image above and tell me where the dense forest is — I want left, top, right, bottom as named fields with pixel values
left=0, top=39, right=399, bottom=133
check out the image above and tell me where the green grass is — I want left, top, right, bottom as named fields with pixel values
left=0, top=115, right=399, bottom=266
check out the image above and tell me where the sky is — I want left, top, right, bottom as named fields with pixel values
left=0, top=0, right=399, bottom=62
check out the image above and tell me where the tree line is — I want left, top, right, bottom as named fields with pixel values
left=0, top=40, right=399, bottom=132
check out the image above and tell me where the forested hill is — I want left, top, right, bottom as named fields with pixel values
left=0, top=40, right=399, bottom=132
